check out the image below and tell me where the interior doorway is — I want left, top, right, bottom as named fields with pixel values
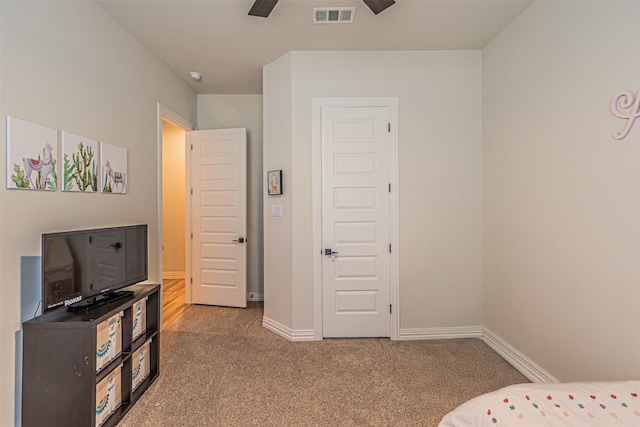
left=157, top=104, right=193, bottom=329
left=161, top=119, right=188, bottom=327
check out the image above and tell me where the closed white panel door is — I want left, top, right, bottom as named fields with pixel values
left=322, top=107, right=391, bottom=337
left=191, top=128, right=247, bottom=308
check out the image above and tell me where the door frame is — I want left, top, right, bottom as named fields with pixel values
left=311, top=98, right=400, bottom=340
left=156, top=103, right=194, bottom=305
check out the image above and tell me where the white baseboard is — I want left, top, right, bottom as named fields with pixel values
left=260, top=319, right=557, bottom=382
left=399, top=326, right=483, bottom=340
left=262, top=316, right=316, bottom=342
left=482, top=327, right=558, bottom=383
left=395, top=325, right=557, bottom=383
left=162, top=271, right=185, bottom=280
left=246, top=292, right=264, bottom=302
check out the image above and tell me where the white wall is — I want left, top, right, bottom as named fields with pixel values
left=483, top=1, right=640, bottom=381
left=198, top=95, right=264, bottom=298
left=162, top=120, right=186, bottom=276
left=263, top=57, right=294, bottom=329
left=0, top=1, right=196, bottom=425
left=263, top=51, right=483, bottom=334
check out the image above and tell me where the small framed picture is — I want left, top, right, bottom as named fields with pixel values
left=267, top=170, right=282, bottom=195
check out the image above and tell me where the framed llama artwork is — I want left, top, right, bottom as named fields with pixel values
left=100, top=142, right=127, bottom=194
left=6, top=116, right=58, bottom=191
left=62, top=132, right=99, bottom=192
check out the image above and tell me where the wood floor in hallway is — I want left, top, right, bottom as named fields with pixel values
left=162, top=278, right=187, bottom=329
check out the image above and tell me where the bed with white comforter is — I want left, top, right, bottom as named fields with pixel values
left=438, top=381, right=640, bottom=426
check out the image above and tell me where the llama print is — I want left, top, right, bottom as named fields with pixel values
left=7, top=117, right=58, bottom=191
left=103, top=160, right=126, bottom=193
left=22, top=144, right=55, bottom=189
left=100, top=142, right=127, bottom=194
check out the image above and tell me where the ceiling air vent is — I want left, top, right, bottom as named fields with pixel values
left=313, top=7, right=355, bottom=24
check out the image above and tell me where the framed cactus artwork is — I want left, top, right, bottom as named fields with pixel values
left=100, top=142, right=127, bottom=194
left=6, top=116, right=58, bottom=191
left=62, top=132, right=99, bottom=192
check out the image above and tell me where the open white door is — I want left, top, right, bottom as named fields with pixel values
left=190, top=128, right=247, bottom=308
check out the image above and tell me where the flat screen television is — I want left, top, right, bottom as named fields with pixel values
left=41, top=224, right=148, bottom=313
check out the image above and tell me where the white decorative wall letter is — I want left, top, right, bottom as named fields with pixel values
left=610, top=90, right=640, bottom=140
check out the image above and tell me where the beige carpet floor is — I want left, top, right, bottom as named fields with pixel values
left=120, top=302, right=528, bottom=427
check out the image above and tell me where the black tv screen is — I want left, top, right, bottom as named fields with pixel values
left=42, top=225, right=148, bottom=312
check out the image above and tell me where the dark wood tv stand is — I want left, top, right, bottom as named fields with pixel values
left=22, top=283, right=160, bottom=427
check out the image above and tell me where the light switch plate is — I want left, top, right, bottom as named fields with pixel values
left=272, top=205, right=282, bottom=217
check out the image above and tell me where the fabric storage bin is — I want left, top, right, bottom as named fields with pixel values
left=131, top=339, right=151, bottom=392
left=95, top=366, right=122, bottom=427
left=96, top=312, right=122, bottom=372
left=132, top=298, right=147, bottom=341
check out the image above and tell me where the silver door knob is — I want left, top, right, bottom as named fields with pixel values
left=324, top=248, right=338, bottom=261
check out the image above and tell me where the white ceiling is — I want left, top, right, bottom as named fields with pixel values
left=97, top=0, right=532, bottom=94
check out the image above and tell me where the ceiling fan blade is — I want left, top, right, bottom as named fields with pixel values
left=362, top=0, right=395, bottom=15
left=248, top=0, right=279, bottom=17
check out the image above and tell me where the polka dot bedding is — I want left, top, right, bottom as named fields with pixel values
left=438, top=381, right=640, bottom=427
